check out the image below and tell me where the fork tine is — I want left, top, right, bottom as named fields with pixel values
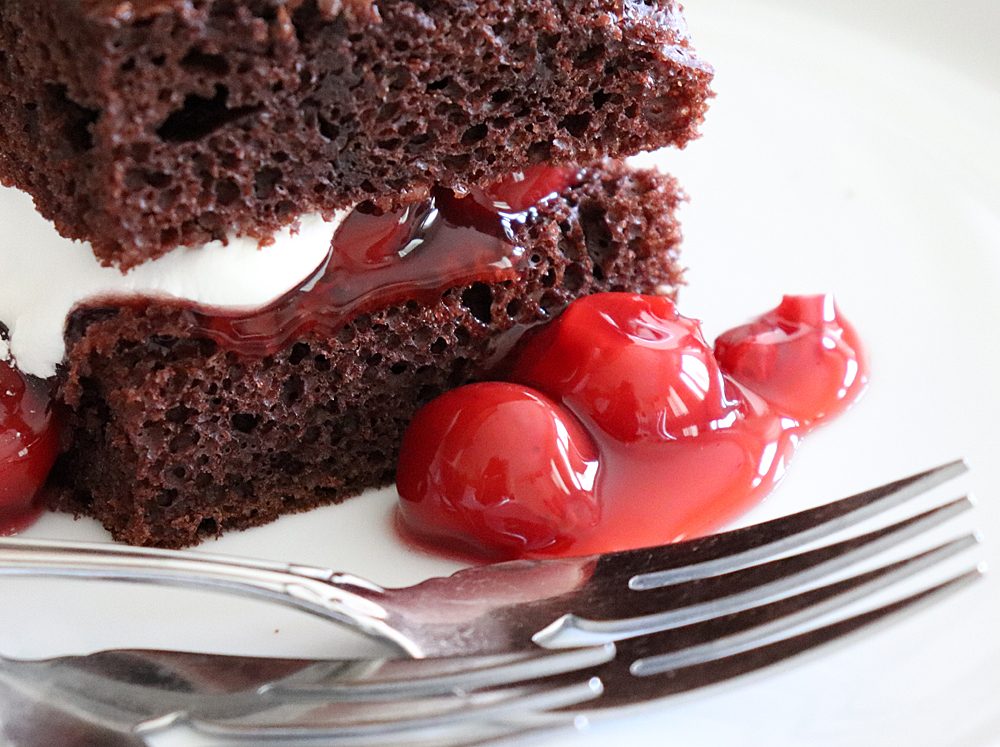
left=260, top=644, right=615, bottom=701
left=590, top=460, right=968, bottom=588
left=4, top=648, right=607, bottom=747
left=533, top=497, right=973, bottom=648
left=584, top=567, right=983, bottom=712
left=4, top=646, right=614, bottom=724
left=617, top=535, right=979, bottom=671
left=567, top=497, right=972, bottom=620
left=163, top=676, right=603, bottom=747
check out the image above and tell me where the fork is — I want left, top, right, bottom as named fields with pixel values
left=0, top=461, right=976, bottom=658
left=0, top=552, right=981, bottom=747
left=0, top=462, right=983, bottom=746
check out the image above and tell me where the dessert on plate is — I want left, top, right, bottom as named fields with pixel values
left=0, top=0, right=714, bottom=547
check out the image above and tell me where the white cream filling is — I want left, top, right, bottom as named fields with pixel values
left=0, top=185, right=348, bottom=378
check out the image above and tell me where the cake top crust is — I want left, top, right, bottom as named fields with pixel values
left=74, top=0, right=375, bottom=23
left=0, top=0, right=712, bottom=268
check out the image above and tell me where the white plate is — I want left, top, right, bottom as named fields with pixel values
left=4, top=0, right=1000, bottom=745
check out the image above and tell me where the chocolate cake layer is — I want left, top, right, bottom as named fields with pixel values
left=47, top=161, right=686, bottom=547
left=0, top=0, right=711, bottom=269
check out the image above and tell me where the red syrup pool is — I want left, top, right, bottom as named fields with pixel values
left=396, top=293, right=868, bottom=561
left=0, top=360, right=60, bottom=535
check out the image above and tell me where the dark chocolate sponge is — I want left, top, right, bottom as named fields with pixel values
left=0, top=0, right=711, bottom=269
left=46, top=161, right=686, bottom=547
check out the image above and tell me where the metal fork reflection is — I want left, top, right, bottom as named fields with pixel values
left=0, top=462, right=982, bottom=746
left=0, top=564, right=980, bottom=746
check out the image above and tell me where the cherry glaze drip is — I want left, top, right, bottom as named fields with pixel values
left=197, top=165, right=577, bottom=356
left=0, top=361, right=60, bottom=535
left=396, top=293, right=868, bottom=561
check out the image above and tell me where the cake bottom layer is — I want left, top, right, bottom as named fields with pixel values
left=46, top=161, right=686, bottom=548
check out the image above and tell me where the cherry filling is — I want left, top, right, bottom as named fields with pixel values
left=197, top=165, right=577, bottom=356
left=396, top=293, right=869, bottom=561
left=0, top=361, right=60, bottom=535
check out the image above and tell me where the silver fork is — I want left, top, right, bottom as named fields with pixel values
left=0, top=552, right=981, bottom=747
left=0, top=462, right=983, bottom=746
left=0, top=461, right=975, bottom=658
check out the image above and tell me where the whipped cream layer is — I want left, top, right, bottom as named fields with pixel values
left=0, top=186, right=347, bottom=378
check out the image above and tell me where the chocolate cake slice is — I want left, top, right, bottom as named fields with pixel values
left=47, top=161, right=686, bottom=547
left=0, top=0, right=711, bottom=269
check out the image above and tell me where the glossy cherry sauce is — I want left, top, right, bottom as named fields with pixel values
left=0, top=361, right=60, bottom=535
left=396, top=293, right=868, bottom=561
left=198, top=165, right=577, bottom=355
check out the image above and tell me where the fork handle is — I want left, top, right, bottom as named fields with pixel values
left=0, top=537, right=420, bottom=656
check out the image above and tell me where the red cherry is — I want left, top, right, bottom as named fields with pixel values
left=714, top=295, right=868, bottom=427
left=397, top=292, right=867, bottom=561
left=476, top=165, right=577, bottom=213
left=396, top=382, right=600, bottom=560
left=509, top=293, right=738, bottom=443
left=0, top=361, right=60, bottom=534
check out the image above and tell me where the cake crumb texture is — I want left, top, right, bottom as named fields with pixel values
left=0, top=0, right=711, bottom=268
